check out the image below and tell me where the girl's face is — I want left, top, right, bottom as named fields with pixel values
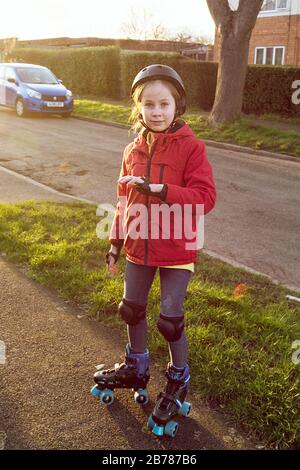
left=140, top=80, right=176, bottom=132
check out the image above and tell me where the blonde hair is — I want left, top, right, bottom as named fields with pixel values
left=129, top=79, right=182, bottom=134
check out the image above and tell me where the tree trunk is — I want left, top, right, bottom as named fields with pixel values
left=207, top=0, right=264, bottom=127
left=208, top=35, right=250, bottom=127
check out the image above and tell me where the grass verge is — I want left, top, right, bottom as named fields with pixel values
left=74, top=99, right=300, bottom=158
left=0, top=200, right=299, bottom=449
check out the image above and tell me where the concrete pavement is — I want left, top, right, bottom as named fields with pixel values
left=0, top=164, right=93, bottom=204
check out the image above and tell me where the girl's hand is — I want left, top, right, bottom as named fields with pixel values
left=107, top=256, right=118, bottom=276
left=118, top=176, right=163, bottom=193
left=106, top=245, right=119, bottom=276
left=118, top=176, right=144, bottom=187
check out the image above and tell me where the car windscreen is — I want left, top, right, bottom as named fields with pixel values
left=16, top=67, right=58, bottom=84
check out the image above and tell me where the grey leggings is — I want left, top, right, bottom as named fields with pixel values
left=124, top=260, right=192, bottom=368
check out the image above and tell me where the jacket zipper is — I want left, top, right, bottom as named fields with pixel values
left=144, top=139, right=158, bottom=265
left=159, top=164, right=165, bottom=184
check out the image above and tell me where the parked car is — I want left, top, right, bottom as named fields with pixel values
left=0, top=63, right=73, bottom=117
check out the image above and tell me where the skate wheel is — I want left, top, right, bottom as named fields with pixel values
left=152, top=423, right=164, bottom=437
left=90, top=385, right=101, bottom=398
left=165, top=420, right=178, bottom=438
left=179, top=401, right=192, bottom=417
left=134, top=389, right=149, bottom=405
left=147, top=415, right=155, bottom=430
left=99, top=389, right=114, bottom=405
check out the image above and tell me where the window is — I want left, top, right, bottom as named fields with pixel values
left=255, top=48, right=264, bottom=64
left=274, top=48, right=284, bottom=65
left=277, top=0, right=288, bottom=8
left=261, top=0, right=276, bottom=10
left=16, top=67, right=57, bottom=84
left=5, top=67, right=16, bottom=81
left=254, top=47, right=285, bottom=65
left=266, top=48, right=274, bottom=64
left=261, top=0, right=287, bottom=10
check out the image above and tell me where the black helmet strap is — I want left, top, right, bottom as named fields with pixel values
left=138, top=114, right=181, bottom=134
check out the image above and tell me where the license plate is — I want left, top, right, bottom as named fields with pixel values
left=46, top=101, right=64, bottom=107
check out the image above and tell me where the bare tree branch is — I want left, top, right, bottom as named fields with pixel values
left=206, top=0, right=233, bottom=27
left=208, top=0, right=263, bottom=40
left=236, top=0, right=265, bottom=37
left=152, top=23, right=168, bottom=40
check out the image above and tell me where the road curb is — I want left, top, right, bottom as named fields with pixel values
left=72, top=114, right=300, bottom=163
left=72, top=114, right=130, bottom=131
left=204, top=249, right=300, bottom=294
left=0, top=165, right=96, bottom=205
left=204, top=139, right=299, bottom=163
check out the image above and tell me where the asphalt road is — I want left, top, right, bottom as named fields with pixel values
left=0, top=107, right=299, bottom=291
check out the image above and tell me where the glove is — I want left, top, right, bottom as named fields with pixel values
left=134, top=177, right=168, bottom=201
left=133, top=176, right=151, bottom=194
left=105, top=242, right=123, bottom=266
left=105, top=250, right=119, bottom=266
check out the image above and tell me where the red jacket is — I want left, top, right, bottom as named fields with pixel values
left=110, top=121, right=216, bottom=266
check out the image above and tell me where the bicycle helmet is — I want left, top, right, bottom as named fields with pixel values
left=131, top=64, right=186, bottom=115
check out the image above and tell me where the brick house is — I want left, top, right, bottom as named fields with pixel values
left=213, top=0, right=300, bottom=66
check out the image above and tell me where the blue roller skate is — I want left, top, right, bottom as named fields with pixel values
left=148, top=363, right=191, bottom=438
left=90, top=344, right=150, bottom=406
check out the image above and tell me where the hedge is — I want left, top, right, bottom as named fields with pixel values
left=121, top=53, right=300, bottom=116
left=243, top=65, right=300, bottom=116
left=10, top=47, right=300, bottom=116
left=121, top=52, right=217, bottom=111
left=11, top=46, right=121, bottom=99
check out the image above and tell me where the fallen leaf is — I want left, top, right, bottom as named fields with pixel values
left=233, top=283, right=248, bottom=299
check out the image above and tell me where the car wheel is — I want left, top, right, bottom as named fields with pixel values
left=15, top=98, right=27, bottom=117
left=60, top=112, right=71, bottom=118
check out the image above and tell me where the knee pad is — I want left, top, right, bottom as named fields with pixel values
left=118, top=298, right=146, bottom=326
left=157, top=314, right=184, bottom=342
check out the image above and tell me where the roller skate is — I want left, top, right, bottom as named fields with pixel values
left=148, top=363, right=191, bottom=438
left=90, top=344, right=150, bottom=405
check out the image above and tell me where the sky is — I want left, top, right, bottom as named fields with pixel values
left=0, top=0, right=219, bottom=41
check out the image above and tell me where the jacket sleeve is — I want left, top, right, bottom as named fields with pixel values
left=164, top=139, right=216, bottom=215
left=109, top=149, right=128, bottom=247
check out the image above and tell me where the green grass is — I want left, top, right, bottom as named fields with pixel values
left=74, top=99, right=300, bottom=158
left=188, top=115, right=300, bottom=157
left=251, top=113, right=300, bottom=125
left=0, top=200, right=299, bottom=448
left=74, top=99, right=131, bottom=125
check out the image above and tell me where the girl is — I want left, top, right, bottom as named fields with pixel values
left=92, top=64, right=216, bottom=437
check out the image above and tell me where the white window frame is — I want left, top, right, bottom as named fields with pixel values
left=261, top=0, right=289, bottom=12
left=254, top=46, right=285, bottom=65
left=277, top=0, right=288, bottom=9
